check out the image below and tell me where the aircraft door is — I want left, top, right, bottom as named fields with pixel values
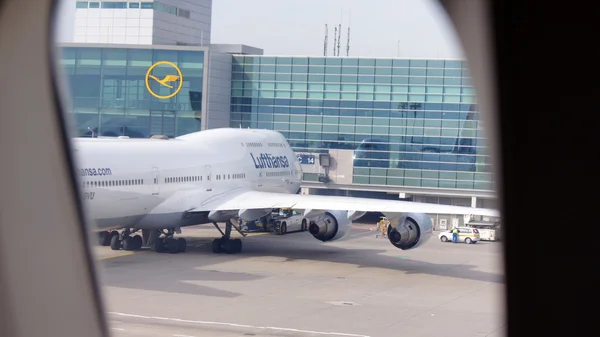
left=204, top=165, right=212, bottom=191
left=152, top=167, right=159, bottom=195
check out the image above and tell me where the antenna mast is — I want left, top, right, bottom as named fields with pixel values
left=346, top=9, right=351, bottom=57
left=333, top=26, right=338, bottom=56
left=337, top=23, right=342, bottom=56
left=324, top=24, right=328, bottom=56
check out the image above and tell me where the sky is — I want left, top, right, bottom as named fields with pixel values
left=55, top=0, right=464, bottom=59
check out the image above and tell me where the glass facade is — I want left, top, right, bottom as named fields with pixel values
left=230, top=56, right=492, bottom=191
left=59, top=46, right=205, bottom=138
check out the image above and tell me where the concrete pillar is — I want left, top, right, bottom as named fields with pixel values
left=399, top=192, right=406, bottom=198
left=471, top=196, right=477, bottom=208
left=300, top=187, right=310, bottom=195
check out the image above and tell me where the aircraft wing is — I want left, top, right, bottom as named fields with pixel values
left=191, top=189, right=499, bottom=217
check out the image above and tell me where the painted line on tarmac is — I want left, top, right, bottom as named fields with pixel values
left=97, top=250, right=146, bottom=261
left=108, top=312, right=371, bottom=337
left=245, top=232, right=270, bottom=237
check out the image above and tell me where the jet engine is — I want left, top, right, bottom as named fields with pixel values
left=308, top=210, right=352, bottom=242
left=387, top=212, right=433, bottom=250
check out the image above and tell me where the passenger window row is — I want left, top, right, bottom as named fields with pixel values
left=83, top=179, right=143, bottom=188
left=165, top=176, right=202, bottom=183
left=266, top=171, right=291, bottom=177
left=267, top=142, right=285, bottom=148
left=216, top=173, right=246, bottom=180
left=246, top=142, right=263, bottom=147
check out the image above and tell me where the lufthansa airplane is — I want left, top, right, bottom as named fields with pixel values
left=73, top=127, right=498, bottom=255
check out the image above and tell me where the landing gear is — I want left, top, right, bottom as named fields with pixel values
left=99, top=230, right=118, bottom=246
left=153, top=228, right=187, bottom=254
left=211, top=220, right=244, bottom=254
left=104, top=229, right=143, bottom=251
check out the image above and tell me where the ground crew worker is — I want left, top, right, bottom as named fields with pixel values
left=452, top=227, right=459, bottom=243
left=376, top=218, right=389, bottom=238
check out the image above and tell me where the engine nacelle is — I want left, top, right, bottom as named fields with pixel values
left=308, top=210, right=352, bottom=242
left=387, top=212, right=433, bottom=250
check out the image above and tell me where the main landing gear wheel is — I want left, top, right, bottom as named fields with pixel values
left=211, top=238, right=242, bottom=254
left=177, top=238, right=187, bottom=252
left=122, top=235, right=143, bottom=251
left=211, top=220, right=245, bottom=254
left=110, top=234, right=121, bottom=250
left=153, top=231, right=187, bottom=254
left=301, top=219, right=307, bottom=231
left=99, top=230, right=118, bottom=246
left=108, top=229, right=143, bottom=251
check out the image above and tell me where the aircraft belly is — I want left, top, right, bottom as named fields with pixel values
left=84, top=191, right=164, bottom=230
left=93, top=214, right=147, bottom=231
left=134, top=211, right=210, bottom=230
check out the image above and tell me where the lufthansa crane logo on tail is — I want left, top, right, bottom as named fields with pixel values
left=145, top=61, right=183, bottom=99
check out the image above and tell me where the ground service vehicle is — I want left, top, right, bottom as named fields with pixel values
left=271, top=209, right=308, bottom=235
left=438, top=226, right=480, bottom=243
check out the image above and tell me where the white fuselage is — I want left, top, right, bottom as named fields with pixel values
left=72, top=128, right=302, bottom=231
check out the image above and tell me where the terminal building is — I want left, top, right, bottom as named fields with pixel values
left=60, top=0, right=498, bottom=229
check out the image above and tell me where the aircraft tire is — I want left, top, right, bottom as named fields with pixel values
left=233, top=239, right=242, bottom=253
left=166, top=238, right=179, bottom=254
left=99, top=232, right=110, bottom=246
left=177, top=238, right=187, bottom=252
left=223, top=239, right=240, bottom=254
left=154, top=237, right=165, bottom=253
left=212, top=239, right=222, bottom=253
left=110, top=235, right=121, bottom=251
left=132, top=235, right=143, bottom=250
left=122, top=237, right=134, bottom=251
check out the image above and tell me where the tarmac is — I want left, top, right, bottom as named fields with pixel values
left=92, top=224, right=505, bottom=337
